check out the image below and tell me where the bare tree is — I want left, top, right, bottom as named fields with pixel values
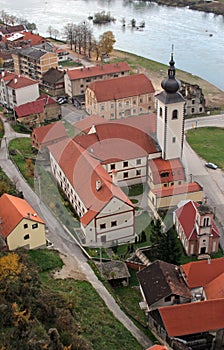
left=63, top=23, right=75, bottom=50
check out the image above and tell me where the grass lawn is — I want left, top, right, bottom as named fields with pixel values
left=30, top=250, right=145, bottom=350
left=186, top=127, right=224, bottom=169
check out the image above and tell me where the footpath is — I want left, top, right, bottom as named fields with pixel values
left=0, top=114, right=153, bottom=350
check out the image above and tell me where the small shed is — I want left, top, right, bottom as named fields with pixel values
left=97, top=260, right=130, bottom=287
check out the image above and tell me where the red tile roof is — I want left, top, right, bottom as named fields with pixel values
left=15, top=99, right=45, bottom=117
left=15, top=95, right=56, bottom=117
left=88, top=73, right=155, bottom=102
left=48, top=139, right=133, bottom=226
left=66, top=61, right=130, bottom=80
left=181, top=257, right=224, bottom=289
left=74, top=121, right=159, bottom=163
left=205, top=273, right=224, bottom=300
left=159, top=299, right=224, bottom=337
left=5, top=73, right=38, bottom=89
left=32, top=121, right=67, bottom=144
left=174, top=200, right=220, bottom=241
left=149, top=158, right=186, bottom=184
left=74, top=113, right=156, bottom=136
left=152, top=182, right=203, bottom=199
left=0, top=194, right=45, bottom=238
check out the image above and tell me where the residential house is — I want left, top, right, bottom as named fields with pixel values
left=138, top=258, right=224, bottom=350
left=0, top=70, right=39, bottom=109
left=3, top=31, right=47, bottom=50
left=48, top=138, right=135, bottom=247
left=173, top=200, right=220, bottom=256
left=12, top=46, right=58, bottom=82
left=85, top=73, right=155, bottom=119
left=148, top=299, right=224, bottom=350
left=31, top=121, right=67, bottom=152
left=14, top=94, right=61, bottom=128
left=0, top=51, right=13, bottom=70
left=0, top=193, right=46, bottom=250
left=41, top=67, right=65, bottom=96
left=0, top=24, right=25, bottom=39
left=180, top=81, right=205, bottom=116
left=147, top=346, right=169, bottom=350
left=64, top=61, right=131, bottom=98
left=137, top=260, right=192, bottom=312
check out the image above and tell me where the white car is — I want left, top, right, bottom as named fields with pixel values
left=205, top=162, right=218, bottom=170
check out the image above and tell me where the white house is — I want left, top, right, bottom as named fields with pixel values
left=0, top=71, right=39, bottom=109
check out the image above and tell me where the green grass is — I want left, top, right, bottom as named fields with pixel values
left=29, top=249, right=63, bottom=272
left=41, top=275, right=144, bottom=350
left=186, top=127, right=224, bottom=169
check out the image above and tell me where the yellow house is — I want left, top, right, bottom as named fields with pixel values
left=0, top=193, right=46, bottom=250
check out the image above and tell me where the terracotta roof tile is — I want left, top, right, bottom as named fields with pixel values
left=74, top=113, right=156, bottom=136
left=67, top=61, right=130, bottom=80
left=0, top=194, right=45, bottom=238
left=48, top=139, right=133, bottom=226
left=32, top=121, right=67, bottom=144
left=149, top=158, right=186, bottom=184
left=181, top=257, right=224, bottom=288
left=6, top=74, right=38, bottom=89
left=152, top=182, right=203, bottom=198
left=205, top=273, right=224, bottom=300
left=88, top=73, right=155, bottom=102
left=159, top=299, right=224, bottom=337
left=74, top=121, right=159, bottom=162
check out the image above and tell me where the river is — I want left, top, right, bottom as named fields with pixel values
left=1, top=0, right=224, bottom=90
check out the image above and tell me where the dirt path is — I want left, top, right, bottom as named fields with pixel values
left=53, top=253, right=87, bottom=280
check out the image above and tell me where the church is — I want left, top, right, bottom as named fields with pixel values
left=48, top=54, right=203, bottom=247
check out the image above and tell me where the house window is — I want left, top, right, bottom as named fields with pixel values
left=110, top=113, right=115, bottom=118
left=172, top=137, right=176, bottom=143
left=24, top=223, right=28, bottom=229
left=24, top=234, right=30, bottom=240
left=136, top=159, right=141, bottom=165
left=111, top=103, right=114, bottom=108
left=111, top=221, right=117, bottom=227
left=203, top=217, right=209, bottom=227
left=159, top=107, right=162, bottom=117
left=32, top=223, right=38, bottom=229
left=123, top=161, right=128, bottom=167
left=172, top=109, right=178, bottom=119
left=125, top=100, right=130, bottom=106
left=163, top=183, right=168, bottom=187
left=100, top=223, right=106, bottom=230
left=140, top=98, right=143, bottom=103
left=136, top=169, right=141, bottom=176
left=110, top=164, right=115, bottom=170
left=192, top=99, right=195, bottom=104
left=123, top=172, right=128, bottom=178
left=101, top=105, right=105, bottom=110
left=133, top=100, right=136, bottom=105
left=192, top=107, right=195, bottom=113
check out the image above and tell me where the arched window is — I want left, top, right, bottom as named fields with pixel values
left=172, top=109, right=178, bottom=119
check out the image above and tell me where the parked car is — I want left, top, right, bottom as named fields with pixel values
left=205, top=162, right=218, bottom=169
left=57, top=96, right=68, bottom=105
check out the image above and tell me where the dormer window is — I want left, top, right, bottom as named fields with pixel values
left=203, top=217, right=209, bottom=227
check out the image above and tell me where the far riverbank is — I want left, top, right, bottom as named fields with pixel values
left=141, top=0, right=224, bottom=16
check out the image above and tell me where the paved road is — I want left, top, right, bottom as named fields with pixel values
left=0, top=114, right=152, bottom=349
left=184, top=114, right=224, bottom=249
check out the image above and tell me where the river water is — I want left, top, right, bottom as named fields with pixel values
left=1, top=0, right=224, bottom=90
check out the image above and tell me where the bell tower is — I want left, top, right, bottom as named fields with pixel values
left=155, top=50, right=185, bottom=160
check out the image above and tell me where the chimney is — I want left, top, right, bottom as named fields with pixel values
left=96, top=179, right=102, bottom=191
left=27, top=212, right=30, bottom=219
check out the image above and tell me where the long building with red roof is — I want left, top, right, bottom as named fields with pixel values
left=64, top=61, right=131, bottom=98
left=85, top=73, right=155, bottom=119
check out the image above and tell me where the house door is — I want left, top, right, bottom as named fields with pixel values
left=200, top=247, right=206, bottom=254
